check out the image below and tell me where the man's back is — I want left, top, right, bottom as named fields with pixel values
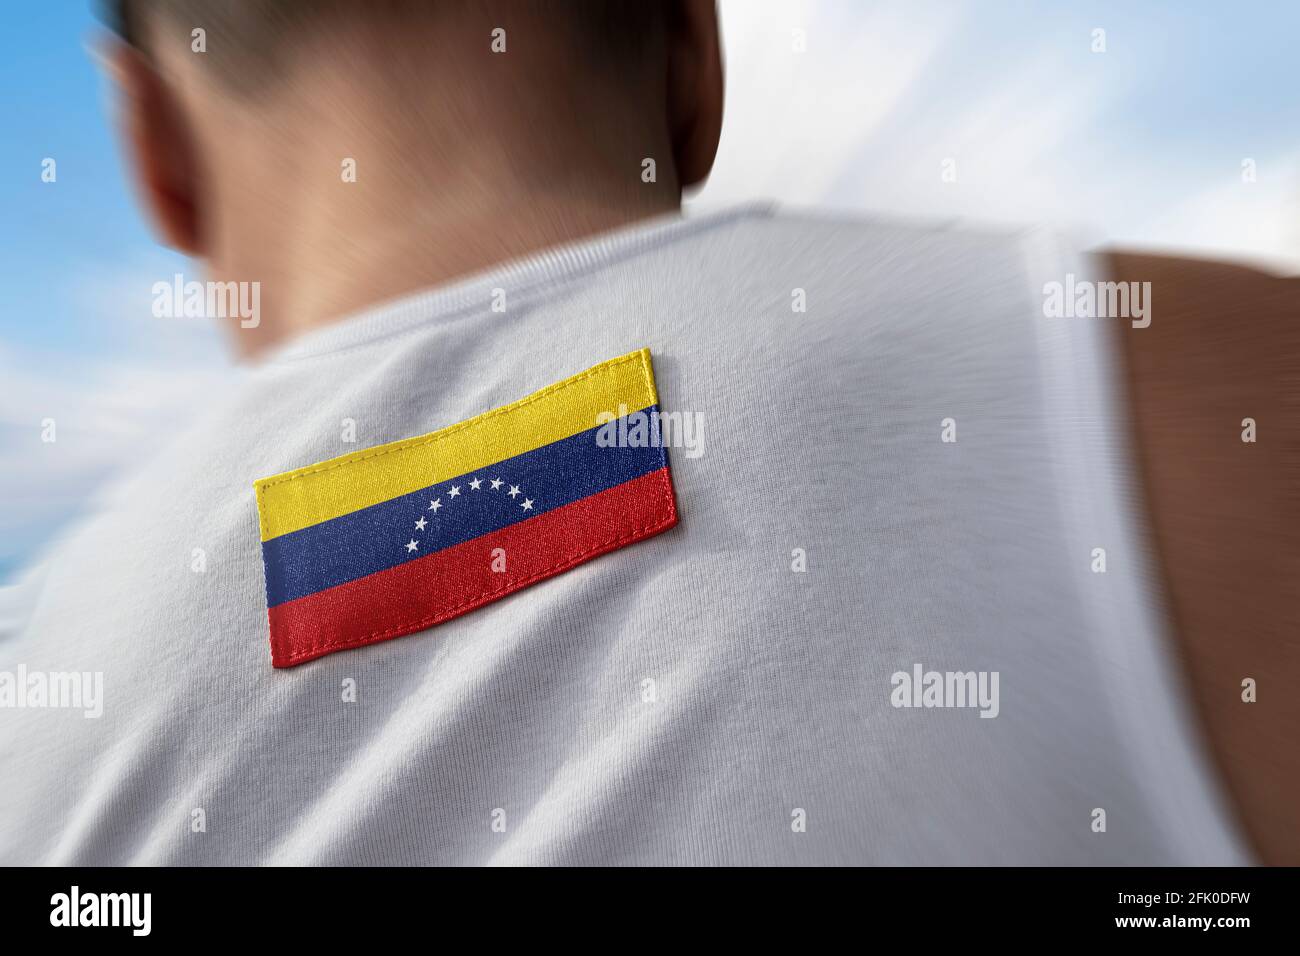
left=0, top=207, right=1247, bottom=864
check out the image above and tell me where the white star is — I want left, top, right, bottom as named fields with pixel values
left=469, top=477, right=482, bottom=490
left=415, top=517, right=427, bottom=531
left=405, top=539, right=419, bottom=552
left=508, top=485, right=521, bottom=498
left=521, top=498, right=534, bottom=511
left=448, top=485, right=461, bottom=497
left=490, top=478, right=503, bottom=490
left=428, top=498, right=441, bottom=512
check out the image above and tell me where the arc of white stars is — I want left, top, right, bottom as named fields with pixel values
left=412, top=477, right=536, bottom=552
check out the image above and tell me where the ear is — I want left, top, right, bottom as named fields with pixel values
left=98, top=39, right=204, bottom=255
left=666, top=0, right=724, bottom=191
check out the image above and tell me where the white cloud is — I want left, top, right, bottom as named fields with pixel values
left=1123, top=154, right=1300, bottom=271
left=703, top=0, right=957, bottom=206
left=696, top=0, right=1300, bottom=271
left=0, top=255, right=236, bottom=578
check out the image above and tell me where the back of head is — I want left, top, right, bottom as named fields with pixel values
left=98, top=0, right=723, bottom=354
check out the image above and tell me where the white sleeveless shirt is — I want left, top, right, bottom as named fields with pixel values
left=0, top=206, right=1249, bottom=864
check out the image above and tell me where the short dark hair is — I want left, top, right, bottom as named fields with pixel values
left=102, top=1, right=666, bottom=94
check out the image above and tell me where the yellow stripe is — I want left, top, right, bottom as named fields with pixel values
left=255, top=348, right=659, bottom=541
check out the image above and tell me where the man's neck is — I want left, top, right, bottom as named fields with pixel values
left=212, top=185, right=677, bottom=361
left=180, top=26, right=681, bottom=361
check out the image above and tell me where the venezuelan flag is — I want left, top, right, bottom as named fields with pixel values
left=254, top=348, right=678, bottom=667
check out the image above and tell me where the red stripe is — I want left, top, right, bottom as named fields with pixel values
left=268, top=467, right=676, bottom=667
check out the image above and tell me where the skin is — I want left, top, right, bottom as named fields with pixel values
left=1106, top=252, right=1299, bottom=864
left=103, top=4, right=1295, bottom=861
left=103, top=0, right=723, bottom=358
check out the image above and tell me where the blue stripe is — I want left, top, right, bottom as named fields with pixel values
left=262, top=409, right=668, bottom=606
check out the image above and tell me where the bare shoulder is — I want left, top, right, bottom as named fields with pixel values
left=1105, top=250, right=1300, bottom=863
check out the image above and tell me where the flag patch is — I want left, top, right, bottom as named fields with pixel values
left=254, top=348, right=678, bottom=667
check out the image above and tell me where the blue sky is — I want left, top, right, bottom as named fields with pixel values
left=2, top=0, right=1299, bottom=581
left=704, top=0, right=1300, bottom=262
left=2, top=3, right=194, bottom=355
left=0, top=2, right=225, bottom=582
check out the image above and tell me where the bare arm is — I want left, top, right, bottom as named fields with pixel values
left=1106, top=250, right=1300, bottom=864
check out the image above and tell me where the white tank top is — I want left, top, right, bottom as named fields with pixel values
left=0, top=205, right=1249, bottom=863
